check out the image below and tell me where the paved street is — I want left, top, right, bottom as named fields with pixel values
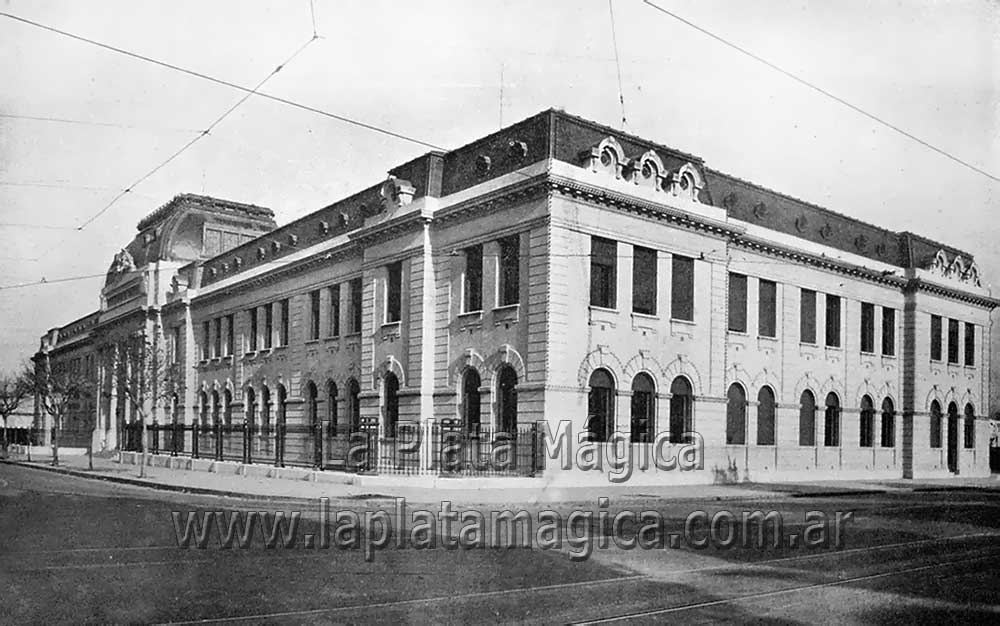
left=1, top=462, right=998, bottom=624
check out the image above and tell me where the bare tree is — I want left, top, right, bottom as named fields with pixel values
left=113, top=334, right=178, bottom=477
left=27, top=356, right=93, bottom=467
left=0, top=367, right=32, bottom=456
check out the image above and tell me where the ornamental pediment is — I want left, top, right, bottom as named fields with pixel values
left=579, top=136, right=704, bottom=202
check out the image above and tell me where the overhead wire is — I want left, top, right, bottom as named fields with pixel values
left=641, top=0, right=1000, bottom=184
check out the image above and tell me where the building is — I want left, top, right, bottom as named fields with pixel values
left=35, top=108, right=996, bottom=484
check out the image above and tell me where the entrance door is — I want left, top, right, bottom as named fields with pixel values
left=946, top=403, right=959, bottom=473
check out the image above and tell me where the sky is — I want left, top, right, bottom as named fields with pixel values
left=1, top=0, right=998, bottom=406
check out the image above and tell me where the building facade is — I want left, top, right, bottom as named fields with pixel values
left=35, top=109, right=996, bottom=483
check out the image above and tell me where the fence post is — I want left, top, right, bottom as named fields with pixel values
left=192, top=422, right=199, bottom=459
left=151, top=421, right=159, bottom=455
left=530, top=422, right=539, bottom=477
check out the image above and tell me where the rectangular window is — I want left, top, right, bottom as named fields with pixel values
left=590, top=237, right=617, bottom=309
left=671, top=255, right=695, bottom=321
left=825, top=295, right=841, bottom=348
left=464, top=244, right=483, bottom=312
left=201, top=321, right=210, bottom=360
left=386, top=262, right=402, bottom=323
left=758, top=279, right=777, bottom=338
left=349, top=278, right=363, bottom=333
left=248, top=308, right=258, bottom=352
left=264, top=303, right=273, bottom=349
left=279, top=299, right=290, bottom=346
left=170, top=327, right=181, bottom=363
left=498, top=235, right=520, bottom=306
left=632, top=246, right=657, bottom=315
left=212, top=318, right=222, bottom=358
left=329, top=285, right=341, bottom=337
left=860, top=302, right=875, bottom=353
left=309, top=290, right=321, bottom=340
left=882, top=307, right=895, bottom=356
left=225, top=314, right=234, bottom=356
left=964, top=322, right=975, bottom=366
left=947, top=318, right=959, bottom=364
left=930, top=314, right=942, bottom=361
left=800, top=289, right=816, bottom=344
left=727, top=273, right=748, bottom=332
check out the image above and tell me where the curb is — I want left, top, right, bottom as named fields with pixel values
left=788, top=489, right=887, bottom=498
left=0, top=459, right=323, bottom=506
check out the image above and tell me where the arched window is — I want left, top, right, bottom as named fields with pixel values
left=305, top=381, right=318, bottom=429
left=587, top=369, right=615, bottom=442
left=347, top=378, right=361, bottom=433
left=757, top=386, right=776, bottom=446
left=276, top=384, right=287, bottom=428
left=630, top=373, right=655, bottom=443
left=497, top=365, right=518, bottom=434
left=881, top=398, right=895, bottom=447
left=199, top=391, right=209, bottom=427
left=223, top=389, right=233, bottom=426
left=964, top=403, right=975, bottom=449
left=929, top=400, right=942, bottom=448
left=245, top=387, right=256, bottom=430
left=211, top=390, right=221, bottom=427
left=669, top=376, right=693, bottom=444
left=383, top=373, right=399, bottom=436
left=327, top=381, right=338, bottom=437
left=726, top=383, right=746, bottom=445
left=824, top=393, right=840, bottom=447
left=462, top=369, right=482, bottom=434
left=260, top=385, right=271, bottom=434
left=799, top=390, right=816, bottom=446
left=947, top=402, right=959, bottom=472
left=859, top=395, right=874, bottom=448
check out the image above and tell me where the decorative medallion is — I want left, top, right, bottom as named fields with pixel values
left=854, top=234, right=868, bottom=251
left=753, top=202, right=768, bottom=219
left=287, top=234, right=299, bottom=247
left=475, top=154, right=492, bottom=175
left=233, top=257, right=243, bottom=269
left=318, top=220, right=330, bottom=235
left=257, top=247, right=266, bottom=260
left=339, top=212, right=350, bottom=226
left=795, top=216, right=808, bottom=232
left=874, top=242, right=887, bottom=256
left=819, top=223, right=833, bottom=240
left=722, top=192, right=738, bottom=210
left=271, top=240, right=282, bottom=254
left=507, top=140, right=528, bottom=160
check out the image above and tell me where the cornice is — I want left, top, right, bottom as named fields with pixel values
left=193, top=245, right=362, bottom=306
left=547, top=174, right=741, bottom=238
left=347, top=210, right=429, bottom=248
left=907, top=278, right=1000, bottom=309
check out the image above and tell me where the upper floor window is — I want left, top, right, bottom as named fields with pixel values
left=386, top=262, right=402, bottom=323
left=201, top=320, right=210, bottom=360
left=728, top=273, right=747, bottom=333
left=264, top=304, right=274, bottom=349
left=464, top=244, right=483, bottom=313
left=224, top=314, right=234, bottom=356
left=213, top=318, right=222, bottom=358
left=825, top=294, right=841, bottom=348
left=590, top=237, right=617, bottom=309
left=947, top=318, right=959, bottom=364
left=758, top=279, right=777, bottom=338
left=278, top=299, right=290, bottom=346
left=671, top=255, right=694, bottom=322
left=329, top=284, right=341, bottom=337
left=309, top=290, right=321, bottom=340
left=800, top=288, right=816, bottom=344
left=349, top=278, right=363, bottom=333
left=930, top=314, right=942, bottom=361
left=964, top=322, right=975, bottom=366
left=170, top=326, right=181, bottom=364
left=860, top=302, right=875, bottom=353
left=632, top=246, right=657, bottom=315
left=498, top=235, right=520, bottom=307
left=882, top=307, right=895, bottom=356
left=248, top=307, right=258, bottom=352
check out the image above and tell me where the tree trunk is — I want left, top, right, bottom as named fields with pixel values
left=51, top=419, right=59, bottom=466
left=1, top=419, right=7, bottom=458
left=139, top=415, right=147, bottom=478
left=88, top=422, right=94, bottom=471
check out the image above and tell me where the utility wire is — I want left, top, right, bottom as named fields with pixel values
left=75, top=36, right=318, bottom=230
left=608, top=0, right=627, bottom=130
left=641, top=0, right=1000, bottom=184
left=0, top=12, right=443, bottom=152
left=0, top=113, right=202, bottom=133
